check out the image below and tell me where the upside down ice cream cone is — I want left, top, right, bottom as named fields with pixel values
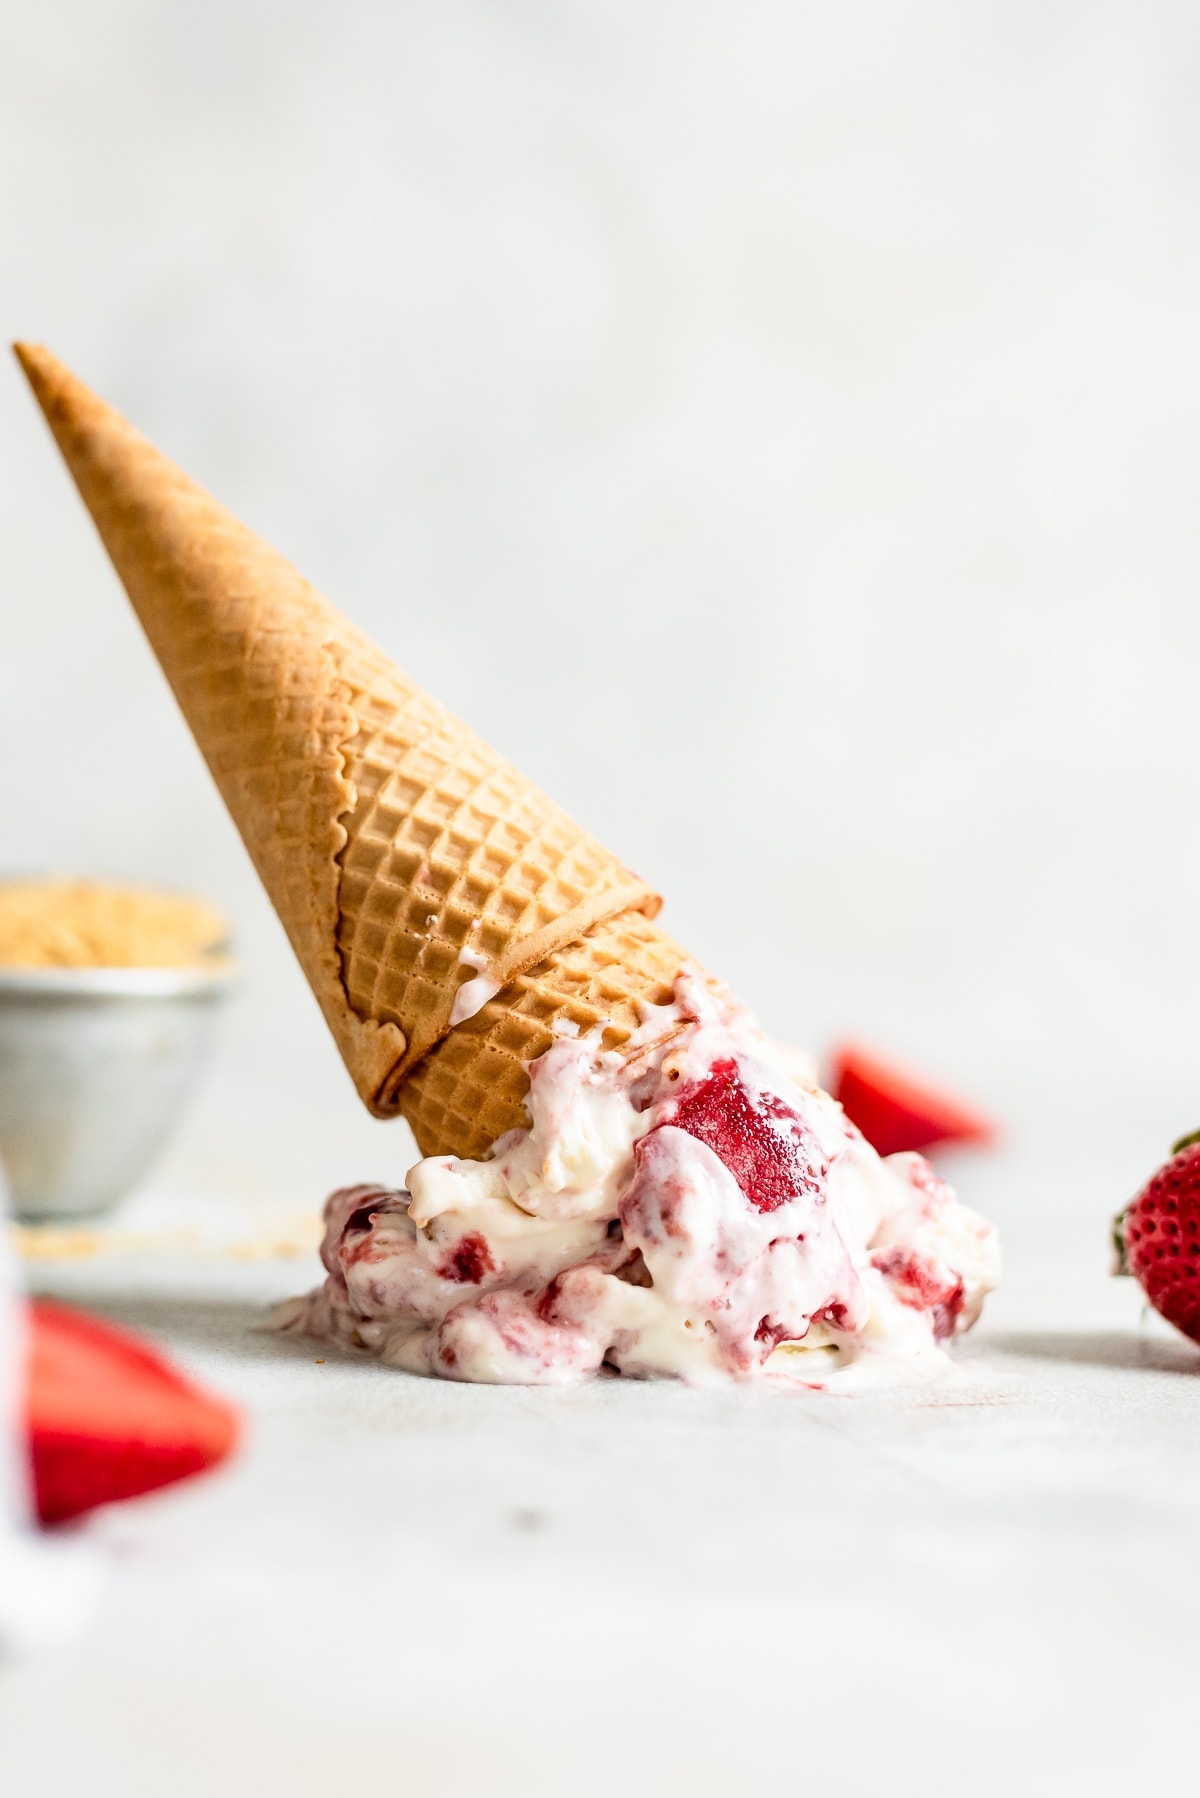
left=13, top=343, right=682, bottom=1156
left=15, top=343, right=1003, bottom=1389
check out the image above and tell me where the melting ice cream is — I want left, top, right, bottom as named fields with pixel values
left=282, top=978, right=1000, bottom=1385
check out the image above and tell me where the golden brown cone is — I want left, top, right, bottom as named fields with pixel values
left=13, top=343, right=667, bottom=1134
left=402, top=908, right=696, bottom=1156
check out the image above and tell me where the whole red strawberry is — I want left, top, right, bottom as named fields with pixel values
left=1117, top=1134, right=1200, bottom=1345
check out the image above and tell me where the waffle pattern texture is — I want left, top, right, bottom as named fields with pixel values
left=401, top=907, right=693, bottom=1157
left=15, top=345, right=672, bottom=1144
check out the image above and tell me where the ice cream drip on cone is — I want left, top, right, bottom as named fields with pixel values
left=12, top=344, right=682, bottom=1156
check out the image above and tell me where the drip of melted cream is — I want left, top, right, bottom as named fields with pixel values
left=281, top=977, right=1000, bottom=1387
left=449, top=946, right=501, bottom=1028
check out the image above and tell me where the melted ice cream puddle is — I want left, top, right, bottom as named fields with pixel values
left=282, top=978, right=1000, bottom=1387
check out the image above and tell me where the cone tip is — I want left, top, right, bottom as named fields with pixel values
left=11, top=342, right=62, bottom=408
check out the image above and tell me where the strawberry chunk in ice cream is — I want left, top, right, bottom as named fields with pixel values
left=280, top=977, right=1000, bottom=1386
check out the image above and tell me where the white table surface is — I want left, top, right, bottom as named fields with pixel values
left=2, top=1141, right=1197, bottom=1797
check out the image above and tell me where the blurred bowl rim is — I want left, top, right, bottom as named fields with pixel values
left=0, top=959, right=236, bottom=999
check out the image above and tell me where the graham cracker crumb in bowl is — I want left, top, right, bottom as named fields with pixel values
left=0, top=878, right=229, bottom=970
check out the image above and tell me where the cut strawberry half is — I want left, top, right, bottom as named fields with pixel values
left=24, top=1299, right=241, bottom=1525
left=830, top=1043, right=996, bottom=1159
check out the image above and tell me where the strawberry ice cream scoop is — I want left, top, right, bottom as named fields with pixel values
left=281, top=978, right=1001, bottom=1386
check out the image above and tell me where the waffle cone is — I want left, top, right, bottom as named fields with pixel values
left=14, top=344, right=671, bottom=1139
left=401, top=907, right=694, bottom=1157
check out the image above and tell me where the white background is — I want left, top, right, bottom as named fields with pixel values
left=2, top=6, right=1200, bottom=1787
left=5, top=0, right=1200, bottom=1220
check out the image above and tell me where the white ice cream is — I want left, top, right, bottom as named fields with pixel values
left=448, top=946, right=501, bottom=1028
left=282, top=977, right=1000, bottom=1386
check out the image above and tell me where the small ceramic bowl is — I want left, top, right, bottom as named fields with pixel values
left=0, top=961, right=234, bottom=1222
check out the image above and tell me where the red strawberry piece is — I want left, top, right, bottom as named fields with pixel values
left=439, top=1231, right=496, bottom=1285
left=830, top=1043, right=995, bottom=1158
left=870, top=1247, right=965, bottom=1341
left=1120, top=1140, right=1200, bottom=1346
left=666, top=1057, right=827, bottom=1213
left=24, top=1299, right=241, bottom=1525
